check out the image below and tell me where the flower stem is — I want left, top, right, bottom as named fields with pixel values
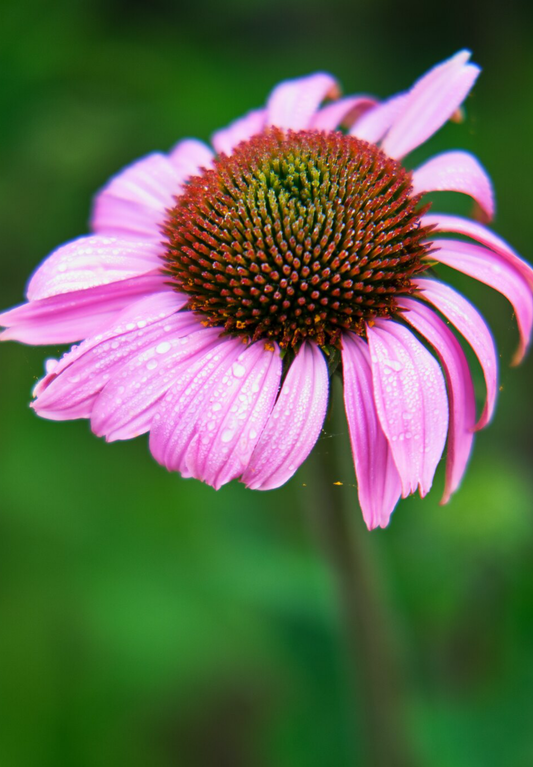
left=303, top=383, right=417, bottom=767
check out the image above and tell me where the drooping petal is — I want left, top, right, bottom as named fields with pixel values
left=350, top=93, right=407, bottom=144
left=382, top=50, right=480, bottom=159
left=150, top=340, right=281, bottom=489
left=431, top=239, right=533, bottom=364
left=399, top=297, right=476, bottom=504
left=91, top=325, right=220, bottom=441
left=423, top=213, right=533, bottom=290
left=341, top=333, right=402, bottom=529
left=415, top=278, right=498, bottom=429
left=91, top=153, right=181, bottom=241
left=186, top=343, right=282, bottom=489
left=367, top=321, right=449, bottom=498
left=412, top=151, right=495, bottom=221
left=34, top=289, right=186, bottom=387
left=310, top=96, right=377, bottom=131
left=0, top=271, right=171, bottom=345
left=32, top=292, right=191, bottom=419
left=149, top=337, right=240, bottom=470
left=242, top=342, right=328, bottom=491
left=212, top=109, right=267, bottom=155
left=168, top=138, right=214, bottom=178
left=266, top=73, right=340, bottom=130
left=26, top=236, right=162, bottom=301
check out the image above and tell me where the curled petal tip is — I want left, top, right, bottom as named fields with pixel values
left=453, top=49, right=473, bottom=63
left=511, top=345, right=528, bottom=367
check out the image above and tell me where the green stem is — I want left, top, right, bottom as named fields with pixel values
left=304, top=382, right=417, bottom=767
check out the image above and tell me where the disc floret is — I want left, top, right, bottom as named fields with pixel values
left=162, top=128, right=433, bottom=348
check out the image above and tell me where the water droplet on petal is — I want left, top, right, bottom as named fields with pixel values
left=156, top=341, right=171, bottom=354
left=221, top=428, right=234, bottom=443
left=45, top=358, right=59, bottom=375
left=232, top=362, right=246, bottom=378
left=382, top=358, right=402, bottom=372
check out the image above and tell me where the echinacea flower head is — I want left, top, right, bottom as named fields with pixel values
left=2, top=50, right=532, bottom=529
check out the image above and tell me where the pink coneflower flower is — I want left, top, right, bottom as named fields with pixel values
left=2, top=50, right=532, bottom=529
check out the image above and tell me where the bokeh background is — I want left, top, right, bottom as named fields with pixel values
left=1, top=0, right=533, bottom=765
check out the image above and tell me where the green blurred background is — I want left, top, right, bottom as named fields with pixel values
left=1, top=0, right=533, bottom=765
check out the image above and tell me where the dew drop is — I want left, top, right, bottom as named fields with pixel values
left=221, top=428, right=234, bottom=443
left=382, top=358, right=402, bottom=372
left=156, top=341, right=171, bottom=355
left=45, top=358, right=59, bottom=374
left=232, top=362, right=246, bottom=378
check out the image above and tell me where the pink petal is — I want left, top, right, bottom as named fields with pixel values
left=431, top=239, right=533, bottom=365
left=32, top=292, right=190, bottom=419
left=310, top=96, right=377, bottom=131
left=186, top=344, right=282, bottom=489
left=149, top=337, right=240, bottom=471
left=412, top=151, right=495, bottom=221
left=399, top=297, right=476, bottom=504
left=382, top=50, right=480, bottom=159
left=26, top=236, right=162, bottom=301
left=91, top=152, right=181, bottom=242
left=91, top=324, right=220, bottom=441
left=266, top=73, right=340, bottom=130
left=350, top=93, right=408, bottom=144
left=423, top=213, right=533, bottom=290
left=149, top=340, right=282, bottom=489
left=168, top=138, right=214, bottom=177
left=341, top=333, right=402, bottom=529
left=367, top=321, right=449, bottom=498
left=415, top=278, right=498, bottom=429
left=242, top=341, right=328, bottom=491
left=212, top=109, right=267, bottom=155
left=0, top=271, right=171, bottom=345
